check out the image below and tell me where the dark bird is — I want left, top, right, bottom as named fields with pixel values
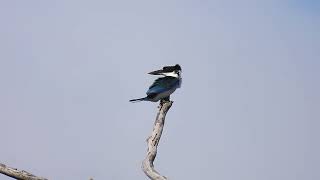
left=129, top=64, right=182, bottom=102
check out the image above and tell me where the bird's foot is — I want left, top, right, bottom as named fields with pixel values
left=160, top=96, right=170, bottom=106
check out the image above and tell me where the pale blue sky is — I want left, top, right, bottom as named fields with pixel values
left=0, top=1, right=319, bottom=180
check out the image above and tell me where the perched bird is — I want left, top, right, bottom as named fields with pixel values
left=129, top=64, right=182, bottom=102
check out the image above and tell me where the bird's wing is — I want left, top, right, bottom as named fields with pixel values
left=146, top=77, right=180, bottom=95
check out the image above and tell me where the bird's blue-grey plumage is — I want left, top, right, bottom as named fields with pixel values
left=130, top=64, right=182, bottom=102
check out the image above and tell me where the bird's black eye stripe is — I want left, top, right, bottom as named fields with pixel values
left=163, top=66, right=173, bottom=71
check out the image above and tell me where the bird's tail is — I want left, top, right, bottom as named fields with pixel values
left=129, top=97, right=148, bottom=103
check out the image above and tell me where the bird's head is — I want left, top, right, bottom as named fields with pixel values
left=148, top=64, right=182, bottom=78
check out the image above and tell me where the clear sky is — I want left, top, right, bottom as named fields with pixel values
left=0, top=1, right=319, bottom=180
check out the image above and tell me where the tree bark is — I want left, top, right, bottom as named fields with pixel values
left=0, top=163, right=47, bottom=180
left=142, top=100, right=173, bottom=180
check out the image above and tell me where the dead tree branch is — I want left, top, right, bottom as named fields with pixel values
left=1, top=101, right=174, bottom=180
left=142, top=100, right=173, bottom=180
left=0, top=163, right=47, bottom=180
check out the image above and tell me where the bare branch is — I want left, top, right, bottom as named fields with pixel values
left=1, top=101, right=174, bottom=180
left=142, top=100, right=173, bottom=180
left=0, top=163, right=47, bottom=180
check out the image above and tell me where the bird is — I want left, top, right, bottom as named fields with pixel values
left=129, top=64, right=182, bottom=102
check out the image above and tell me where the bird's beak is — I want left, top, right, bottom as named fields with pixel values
left=148, top=69, right=164, bottom=75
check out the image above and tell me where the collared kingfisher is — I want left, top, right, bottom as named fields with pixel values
left=129, top=64, right=182, bottom=102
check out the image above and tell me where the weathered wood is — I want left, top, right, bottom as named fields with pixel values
left=0, top=163, right=47, bottom=180
left=142, top=100, right=173, bottom=180
left=1, top=101, right=174, bottom=180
